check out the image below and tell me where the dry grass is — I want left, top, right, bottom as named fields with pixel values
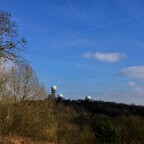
left=0, top=136, right=55, bottom=144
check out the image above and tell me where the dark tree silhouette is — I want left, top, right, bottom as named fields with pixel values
left=0, top=10, right=26, bottom=63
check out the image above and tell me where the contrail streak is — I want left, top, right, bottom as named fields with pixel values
left=79, top=14, right=143, bottom=33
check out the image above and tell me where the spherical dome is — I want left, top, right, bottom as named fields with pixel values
left=57, top=93, right=63, bottom=98
left=85, top=95, right=91, bottom=100
left=51, top=85, right=57, bottom=91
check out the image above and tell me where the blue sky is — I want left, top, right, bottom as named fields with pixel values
left=1, top=0, right=144, bottom=104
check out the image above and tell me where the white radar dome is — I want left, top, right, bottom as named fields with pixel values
left=57, top=93, right=63, bottom=98
left=85, top=95, right=92, bottom=100
left=51, top=85, right=57, bottom=91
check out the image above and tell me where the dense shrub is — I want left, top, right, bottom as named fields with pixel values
left=0, top=98, right=57, bottom=141
left=93, top=120, right=119, bottom=144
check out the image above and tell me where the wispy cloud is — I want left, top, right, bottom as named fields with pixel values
left=120, top=66, right=144, bottom=78
left=128, top=81, right=137, bottom=87
left=82, top=52, right=93, bottom=59
left=82, top=52, right=126, bottom=63
left=128, top=82, right=143, bottom=92
left=80, top=14, right=143, bottom=32
left=128, top=81, right=144, bottom=94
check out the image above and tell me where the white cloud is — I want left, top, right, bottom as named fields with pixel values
left=94, top=52, right=126, bottom=63
left=120, top=66, right=144, bottom=78
left=82, top=52, right=126, bottom=63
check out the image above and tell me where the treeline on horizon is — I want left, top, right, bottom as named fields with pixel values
left=60, top=99, right=144, bottom=116
left=1, top=10, right=144, bottom=144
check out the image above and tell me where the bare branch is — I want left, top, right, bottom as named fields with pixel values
left=0, top=10, right=26, bottom=64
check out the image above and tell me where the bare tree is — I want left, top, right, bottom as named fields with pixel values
left=0, top=63, right=47, bottom=101
left=7, top=64, right=48, bottom=101
left=0, top=10, right=26, bottom=63
left=0, top=66, right=9, bottom=98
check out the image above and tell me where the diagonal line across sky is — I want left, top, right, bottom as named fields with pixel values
left=79, top=14, right=144, bottom=33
